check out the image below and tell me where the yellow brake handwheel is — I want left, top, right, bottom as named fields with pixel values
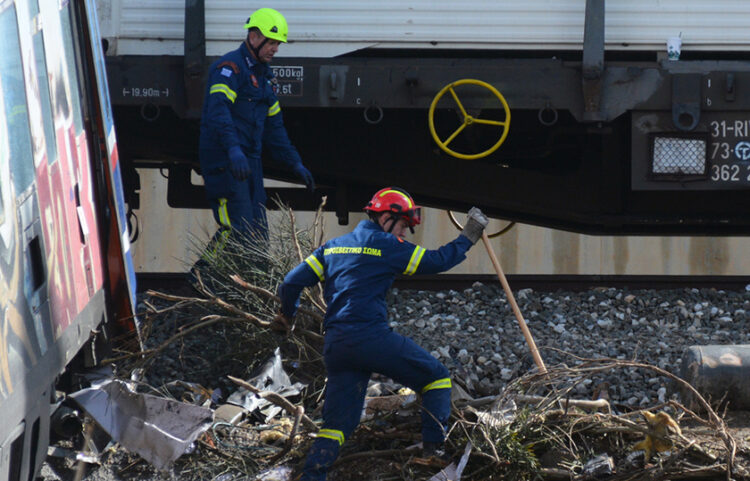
left=447, top=210, right=516, bottom=239
left=428, top=79, right=511, bottom=160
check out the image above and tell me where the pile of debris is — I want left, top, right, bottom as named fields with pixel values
left=43, top=202, right=750, bottom=481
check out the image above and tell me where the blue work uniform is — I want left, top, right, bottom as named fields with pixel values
left=279, top=220, right=474, bottom=481
left=199, top=40, right=303, bottom=237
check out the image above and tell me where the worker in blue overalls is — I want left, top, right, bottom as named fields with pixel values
left=277, top=187, right=489, bottom=480
left=198, top=8, right=314, bottom=240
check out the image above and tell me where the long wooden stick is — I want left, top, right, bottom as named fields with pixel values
left=481, top=232, right=547, bottom=374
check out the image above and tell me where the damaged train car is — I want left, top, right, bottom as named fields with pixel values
left=0, top=0, right=136, bottom=479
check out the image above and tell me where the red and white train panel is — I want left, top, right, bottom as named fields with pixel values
left=0, top=0, right=136, bottom=479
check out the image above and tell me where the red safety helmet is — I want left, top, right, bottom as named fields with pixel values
left=364, top=187, right=422, bottom=229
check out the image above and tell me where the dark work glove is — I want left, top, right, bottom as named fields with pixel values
left=228, top=145, right=251, bottom=181
left=293, top=164, right=315, bottom=192
left=461, top=207, right=489, bottom=244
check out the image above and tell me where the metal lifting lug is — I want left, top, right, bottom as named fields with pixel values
left=672, top=74, right=701, bottom=131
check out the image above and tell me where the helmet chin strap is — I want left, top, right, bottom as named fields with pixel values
left=246, top=35, right=269, bottom=62
left=383, top=214, right=414, bottom=234
left=383, top=214, right=397, bottom=233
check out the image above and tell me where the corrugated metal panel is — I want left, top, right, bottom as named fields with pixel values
left=98, top=0, right=750, bottom=56
left=132, top=172, right=750, bottom=276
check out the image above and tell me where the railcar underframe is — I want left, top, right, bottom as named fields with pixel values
left=105, top=3, right=750, bottom=235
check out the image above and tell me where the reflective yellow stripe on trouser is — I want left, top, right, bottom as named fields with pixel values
left=267, top=100, right=281, bottom=116
left=217, top=198, right=231, bottom=229
left=403, top=246, right=426, bottom=275
left=317, top=429, right=345, bottom=445
left=202, top=198, right=231, bottom=261
left=421, top=377, right=452, bottom=393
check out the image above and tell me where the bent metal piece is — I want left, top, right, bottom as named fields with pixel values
left=481, top=232, right=547, bottom=374
left=428, top=78, right=511, bottom=160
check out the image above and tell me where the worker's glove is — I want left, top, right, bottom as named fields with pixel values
left=293, top=164, right=315, bottom=192
left=460, top=207, right=489, bottom=244
left=228, top=146, right=251, bottom=181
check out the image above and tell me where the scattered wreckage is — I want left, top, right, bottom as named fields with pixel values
left=45, top=206, right=750, bottom=481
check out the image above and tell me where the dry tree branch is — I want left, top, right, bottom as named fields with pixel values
left=147, top=288, right=270, bottom=328
left=229, top=274, right=323, bottom=323
left=229, top=274, right=325, bottom=345
left=286, top=206, right=305, bottom=266
left=668, top=400, right=714, bottom=427
left=312, top=195, right=328, bottom=249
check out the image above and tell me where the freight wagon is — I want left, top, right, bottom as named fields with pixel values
left=98, top=0, right=750, bottom=235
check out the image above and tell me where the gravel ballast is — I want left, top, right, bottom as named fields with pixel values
left=387, top=283, right=750, bottom=406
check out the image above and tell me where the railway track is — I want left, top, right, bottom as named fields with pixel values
left=137, top=272, right=750, bottom=294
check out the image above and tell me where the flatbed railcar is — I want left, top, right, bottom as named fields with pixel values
left=0, top=0, right=136, bottom=479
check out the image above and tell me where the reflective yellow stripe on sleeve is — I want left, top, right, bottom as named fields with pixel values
left=267, top=100, right=281, bottom=117
left=209, top=83, right=237, bottom=103
left=305, top=254, right=324, bottom=281
left=421, top=377, right=452, bottom=393
left=403, top=245, right=426, bottom=276
left=317, top=429, right=345, bottom=445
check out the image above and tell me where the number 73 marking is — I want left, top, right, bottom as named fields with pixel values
left=710, top=142, right=731, bottom=160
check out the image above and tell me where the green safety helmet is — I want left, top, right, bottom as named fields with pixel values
left=244, top=8, right=288, bottom=43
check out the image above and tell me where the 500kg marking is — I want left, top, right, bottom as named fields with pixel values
left=272, top=66, right=303, bottom=79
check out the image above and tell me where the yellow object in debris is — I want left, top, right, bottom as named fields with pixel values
left=633, top=411, right=682, bottom=461
left=260, top=418, right=294, bottom=444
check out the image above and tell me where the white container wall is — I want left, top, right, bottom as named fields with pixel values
left=96, top=1, right=750, bottom=57
left=131, top=171, right=750, bottom=276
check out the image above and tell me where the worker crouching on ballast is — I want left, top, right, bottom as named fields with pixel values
left=276, top=187, right=489, bottom=481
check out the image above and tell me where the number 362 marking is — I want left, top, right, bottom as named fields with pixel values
left=710, top=164, right=750, bottom=182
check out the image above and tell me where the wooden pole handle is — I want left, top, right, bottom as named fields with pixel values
left=481, top=232, right=547, bottom=374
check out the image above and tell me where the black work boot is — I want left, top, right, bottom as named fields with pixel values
left=423, top=442, right=449, bottom=461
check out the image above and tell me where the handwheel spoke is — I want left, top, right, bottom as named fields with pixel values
left=444, top=123, right=467, bottom=146
left=448, top=87, right=468, bottom=118
left=473, top=118, right=507, bottom=127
